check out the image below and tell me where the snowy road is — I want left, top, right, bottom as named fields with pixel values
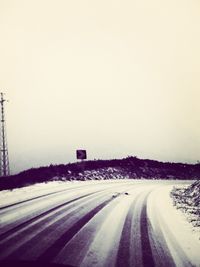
left=0, top=180, right=199, bottom=267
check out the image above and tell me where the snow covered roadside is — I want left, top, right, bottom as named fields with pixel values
left=148, top=185, right=200, bottom=267
left=171, top=181, right=200, bottom=228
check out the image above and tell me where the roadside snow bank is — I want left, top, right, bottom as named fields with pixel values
left=148, top=186, right=200, bottom=267
left=171, top=181, right=200, bottom=228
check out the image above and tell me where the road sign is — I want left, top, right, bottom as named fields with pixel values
left=76, top=150, right=87, bottom=160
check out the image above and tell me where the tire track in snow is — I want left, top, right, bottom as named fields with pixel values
left=0, top=191, right=110, bottom=260
left=37, top=198, right=114, bottom=263
left=1, top=181, right=197, bottom=267
left=0, top=185, right=135, bottom=261
left=5, top=197, right=113, bottom=262
left=116, top=188, right=156, bottom=267
left=0, top=188, right=72, bottom=211
left=0, top=183, right=114, bottom=213
left=0, top=181, right=135, bottom=229
left=0, top=181, right=132, bottom=210
left=116, top=194, right=140, bottom=267
left=140, top=195, right=154, bottom=267
left=0, top=184, right=122, bottom=235
left=0, top=191, right=97, bottom=240
left=53, top=186, right=147, bottom=267
left=38, top=188, right=136, bottom=264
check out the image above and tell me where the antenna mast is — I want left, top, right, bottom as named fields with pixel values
left=0, top=92, right=10, bottom=176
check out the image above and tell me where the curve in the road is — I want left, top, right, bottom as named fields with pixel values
left=0, top=181, right=199, bottom=267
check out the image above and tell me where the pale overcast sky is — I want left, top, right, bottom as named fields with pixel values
left=0, top=0, right=200, bottom=174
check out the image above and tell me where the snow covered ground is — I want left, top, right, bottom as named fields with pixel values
left=0, top=179, right=199, bottom=266
left=148, top=185, right=200, bottom=267
left=0, top=180, right=128, bottom=208
left=170, top=181, right=200, bottom=244
left=0, top=179, right=192, bottom=207
left=0, top=179, right=158, bottom=208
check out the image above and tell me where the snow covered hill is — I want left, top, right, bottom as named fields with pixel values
left=1, top=157, right=200, bottom=190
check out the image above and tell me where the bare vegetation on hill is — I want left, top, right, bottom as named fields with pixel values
left=1, top=157, right=200, bottom=190
left=171, top=181, right=200, bottom=227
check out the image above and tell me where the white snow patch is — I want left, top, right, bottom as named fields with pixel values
left=148, top=185, right=200, bottom=267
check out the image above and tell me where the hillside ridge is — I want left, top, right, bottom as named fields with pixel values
left=1, top=156, right=200, bottom=190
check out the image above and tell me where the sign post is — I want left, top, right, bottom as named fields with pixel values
left=76, top=150, right=87, bottom=174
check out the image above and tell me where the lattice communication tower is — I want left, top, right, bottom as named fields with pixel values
left=0, top=92, right=10, bottom=176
